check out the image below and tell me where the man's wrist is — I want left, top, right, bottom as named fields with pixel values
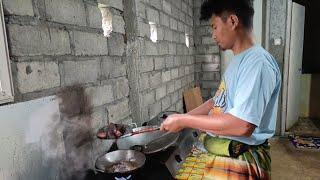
left=179, top=114, right=191, bottom=128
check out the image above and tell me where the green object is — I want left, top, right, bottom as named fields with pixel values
left=203, top=135, right=232, bottom=157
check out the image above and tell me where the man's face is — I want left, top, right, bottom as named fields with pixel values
left=210, top=15, right=237, bottom=51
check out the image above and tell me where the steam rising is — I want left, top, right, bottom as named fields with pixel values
left=39, top=86, right=98, bottom=180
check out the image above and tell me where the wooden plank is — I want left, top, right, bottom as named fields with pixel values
left=183, top=87, right=203, bottom=112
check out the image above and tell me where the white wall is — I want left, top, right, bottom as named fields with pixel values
left=0, top=96, right=64, bottom=180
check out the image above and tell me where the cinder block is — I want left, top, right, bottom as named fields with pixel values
left=174, top=79, right=182, bottom=90
left=45, top=0, right=86, bottom=26
left=139, top=73, right=150, bottom=90
left=194, top=0, right=202, bottom=8
left=161, top=96, right=171, bottom=111
left=16, top=61, right=60, bottom=93
left=201, top=81, right=219, bottom=89
left=157, top=27, right=164, bottom=40
left=181, top=2, right=188, bottom=13
left=136, top=1, right=146, bottom=18
left=158, top=42, right=169, bottom=55
left=162, top=0, right=171, bottom=15
left=172, top=6, right=180, bottom=20
left=87, top=4, right=102, bottom=29
left=170, top=18, right=178, bottom=30
left=146, top=8, right=159, bottom=24
left=186, top=15, right=193, bottom=26
left=150, top=72, right=162, bottom=88
left=3, top=0, right=34, bottom=16
left=156, top=85, right=166, bottom=100
left=185, top=65, right=191, bottom=74
left=154, top=57, right=165, bottom=70
left=143, top=40, right=158, bottom=55
left=8, top=25, right=71, bottom=56
left=175, top=100, right=183, bottom=112
left=160, top=12, right=169, bottom=27
left=202, top=36, right=214, bottom=44
left=112, top=58, right=127, bottom=77
left=195, top=55, right=217, bottom=63
left=162, top=70, right=171, bottom=82
left=171, top=68, right=179, bottom=79
left=150, top=0, right=162, bottom=10
left=108, top=33, right=125, bottom=56
left=73, top=31, right=108, bottom=56
left=114, top=77, right=129, bottom=99
left=202, top=63, right=220, bottom=72
left=62, top=59, right=100, bottom=86
left=171, top=91, right=179, bottom=104
left=201, top=72, right=216, bottom=81
left=168, top=43, right=176, bottom=55
left=137, top=19, right=151, bottom=37
left=149, top=101, right=161, bottom=119
left=107, top=99, right=130, bottom=123
left=112, top=15, right=125, bottom=34
left=166, top=81, right=175, bottom=94
left=140, top=56, right=154, bottom=73
left=164, top=29, right=173, bottom=41
left=84, top=84, right=114, bottom=108
left=98, top=0, right=123, bottom=11
left=179, top=66, right=185, bottom=77
left=142, top=91, right=155, bottom=107
left=172, top=0, right=181, bottom=9
left=187, top=6, right=193, bottom=17
left=101, top=57, right=127, bottom=79
left=174, top=56, right=182, bottom=67
left=165, top=56, right=174, bottom=68
left=178, top=21, right=185, bottom=32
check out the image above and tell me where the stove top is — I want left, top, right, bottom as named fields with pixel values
left=83, top=147, right=176, bottom=180
left=83, top=113, right=200, bottom=180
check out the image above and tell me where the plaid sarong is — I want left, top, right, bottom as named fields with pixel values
left=175, top=135, right=271, bottom=180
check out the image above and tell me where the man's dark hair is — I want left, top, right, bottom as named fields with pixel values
left=200, top=0, right=254, bottom=29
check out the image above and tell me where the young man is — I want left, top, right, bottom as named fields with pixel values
left=160, top=0, right=281, bottom=179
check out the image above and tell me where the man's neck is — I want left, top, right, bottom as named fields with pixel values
left=231, top=30, right=255, bottom=55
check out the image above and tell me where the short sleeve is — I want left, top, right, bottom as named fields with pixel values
left=227, top=58, right=277, bottom=127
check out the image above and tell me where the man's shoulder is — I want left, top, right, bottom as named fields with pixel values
left=242, top=46, right=277, bottom=66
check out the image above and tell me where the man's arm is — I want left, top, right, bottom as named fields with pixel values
left=187, top=99, right=214, bottom=115
left=160, top=113, right=256, bottom=137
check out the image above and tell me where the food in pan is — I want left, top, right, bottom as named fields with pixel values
left=97, top=123, right=130, bottom=139
left=105, top=161, right=138, bottom=173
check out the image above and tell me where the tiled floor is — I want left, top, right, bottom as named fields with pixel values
left=270, top=137, right=320, bottom=180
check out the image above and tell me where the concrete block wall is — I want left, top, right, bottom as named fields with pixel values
left=4, top=0, right=130, bottom=124
left=125, top=0, right=196, bottom=123
left=193, top=0, right=221, bottom=100
left=3, top=0, right=129, bottom=173
left=1, top=0, right=222, bottom=177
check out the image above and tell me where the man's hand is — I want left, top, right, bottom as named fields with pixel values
left=160, top=114, right=187, bottom=132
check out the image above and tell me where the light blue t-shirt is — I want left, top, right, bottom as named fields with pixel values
left=208, top=45, right=281, bottom=145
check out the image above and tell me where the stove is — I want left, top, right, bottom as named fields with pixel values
left=83, top=112, right=200, bottom=180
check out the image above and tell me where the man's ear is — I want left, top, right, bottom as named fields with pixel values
left=229, top=14, right=239, bottom=30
